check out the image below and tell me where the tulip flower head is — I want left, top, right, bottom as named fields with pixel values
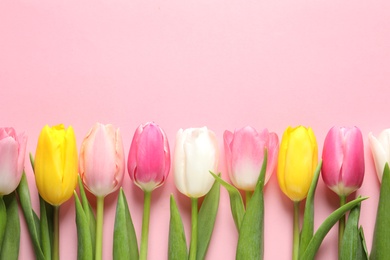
left=224, top=126, right=279, bottom=191
left=128, top=122, right=170, bottom=192
left=0, top=127, right=27, bottom=195
left=79, top=123, right=125, bottom=197
left=34, top=124, right=78, bottom=206
left=277, top=126, right=318, bottom=202
left=322, top=126, right=365, bottom=196
left=174, top=127, right=219, bottom=198
left=369, top=129, right=390, bottom=182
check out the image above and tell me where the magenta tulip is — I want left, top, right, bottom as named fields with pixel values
left=224, top=126, right=279, bottom=191
left=79, top=123, right=125, bottom=197
left=128, top=122, right=170, bottom=192
left=322, top=126, right=365, bottom=196
left=0, top=127, right=27, bottom=195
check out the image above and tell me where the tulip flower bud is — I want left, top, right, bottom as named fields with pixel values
left=128, top=122, right=170, bottom=192
left=277, top=126, right=318, bottom=202
left=369, top=129, right=390, bottom=182
left=79, top=123, right=125, bottom=197
left=0, top=127, right=27, bottom=195
left=173, top=127, right=219, bottom=198
left=35, top=124, right=78, bottom=206
left=224, top=126, right=279, bottom=191
left=322, top=126, right=365, bottom=196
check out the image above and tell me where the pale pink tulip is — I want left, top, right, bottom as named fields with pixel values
left=224, top=126, right=279, bottom=191
left=0, top=127, right=27, bottom=195
left=79, top=123, right=125, bottom=197
left=128, top=122, right=170, bottom=192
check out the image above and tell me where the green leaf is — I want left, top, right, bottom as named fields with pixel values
left=113, top=189, right=139, bottom=260
left=299, top=196, right=368, bottom=260
left=340, top=201, right=367, bottom=260
left=0, top=197, right=6, bottom=252
left=236, top=150, right=267, bottom=260
left=78, top=176, right=96, bottom=253
left=210, top=171, right=245, bottom=231
left=74, top=192, right=93, bottom=260
left=0, top=192, right=20, bottom=260
left=16, top=172, right=45, bottom=260
left=168, top=194, right=187, bottom=260
left=299, top=160, right=322, bottom=256
left=39, top=196, right=52, bottom=260
left=197, top=175, right=220, bottom=260
left=370, top=163, right=390, bottom=260
left=359, top=227, right=369, bottom=259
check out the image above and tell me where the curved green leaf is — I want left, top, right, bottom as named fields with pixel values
left=168, top=195, right=187, bottom=260
left=299, top=161, right=322, bottom=256
left=78, top=176, right=96, bottom=253
left=210, top=171, right=245, bottom=231
left=39, top=197, right=51, bottom=260
left=74, top=192, right=93, bottom=260
left=197, top=175, right=220, bottom=260
left=236, top=150, right=267, bottom=260
left=113, top=189, right=139, bottom=260
left=0, top=192, right=20, bottom=260
left=370, top=163, right=390, bottom=260
left=299, top=196, right=368, bottom=260
left=0, top=197, right=6, bottom=252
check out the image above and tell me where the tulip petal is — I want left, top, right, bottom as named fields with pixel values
left=0, top=137, right=19, bottom=195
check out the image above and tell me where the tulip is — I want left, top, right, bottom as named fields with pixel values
left=277, top=126, right=318, bottom=260
left=322, top=126, right=365, bottom=196
left=174, top=127, right=219, bottom=198
left=173, top=127, right=219, bottom=260
left=35, top=124, right=78, bottom=206
left=0, top=128, right=27, bottom=195
left=368, top=129, right=390, bottom=182
left=79, top=123, right=125, bottom=197
left=128, top=122, right=170, bottom=260
left=277, top=126, right=318, bottom=202
left=321, top=126, right=365, bottom=255
left=224, top=126, right=279, bottom=192
left=34, top=124, right=78, bottom=260
left=79, top=123, right=125, bottom=260
left=128, top=122, right=170, bottom=192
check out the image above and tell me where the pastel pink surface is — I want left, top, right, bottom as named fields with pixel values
left=1, top=1, right=389, bottom=259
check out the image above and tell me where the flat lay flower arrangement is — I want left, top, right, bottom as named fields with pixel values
left=1, top=123, right=390, bottom=260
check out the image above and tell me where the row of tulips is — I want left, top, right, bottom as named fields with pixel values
left=0, top=124, right=390, bottom=259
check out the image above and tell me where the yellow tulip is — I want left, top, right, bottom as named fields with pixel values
left=277, top=126, right=318, bottom=202
left=34, top=124, right=78, bottom=206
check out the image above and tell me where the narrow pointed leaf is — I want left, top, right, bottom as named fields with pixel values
left=0, top=197, right=7, bottom=253
left=39, top=197, right=51, bottom=260
left=113, top=189, right=139, bottom=260
left=168, top=195, right=187, bottom=260
left=299, top=161, right=322, bottom=256
left=16, top=172, right=45, bottom=260
left=236, top=150, right=267, bottom=260
left=370, top=163, right=390, bottom=260
left=299, top=197, right=368, bottom=260
left=210, top=171, right=245, bottom=231
left=78, top=176, right=96, bottom=252
left=359, top=227, right=369, bottom=260
left=74, top=192, right=93, bottom=260
left=0, top=192, right=20, bottom=260
left=340, top=202, right=367, bottom=260
left=197, top=175, right=220, bottom=260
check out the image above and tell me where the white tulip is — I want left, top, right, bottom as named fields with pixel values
left=368, top=129, right=390, bottom=182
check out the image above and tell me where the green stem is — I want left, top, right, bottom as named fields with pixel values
left=53, top=206, right=60, bottom=260
left=245, top=190, right=252, bottom=209
left=338, top=195, right=346, bottom=257
left=96, top=196, right=104, bottom=260
left=189, top=198, right=198, bottom=260
left=293, top=201, right=300, bottom=260
left=140, top=191, right=152, bottom=260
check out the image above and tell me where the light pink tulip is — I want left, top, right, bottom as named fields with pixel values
left=128, top=122, right=170, bottom=192
left=224, top=126, right=279, bottom=191
left=321, top=126, right=365, bottom=196
left=0, top=127, right=27, bottom=195
left=79, top=123, right=125, bottom=197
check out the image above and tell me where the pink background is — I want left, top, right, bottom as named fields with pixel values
left=1, top=1, right=390, bottom=259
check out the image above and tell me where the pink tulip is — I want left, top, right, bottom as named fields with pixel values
left=224, top=126, right=279, bottom=191
left=321, top=126, right=365, bottom=196
left=128, top=122, right=170, bottom=192
left=0, top=127, right=27, bottom=195
left=79, top=123, right=125, bottom=197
